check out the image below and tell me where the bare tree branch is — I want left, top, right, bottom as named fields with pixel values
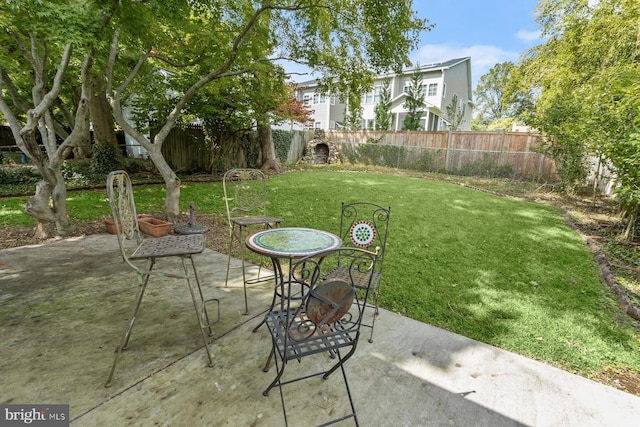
left=25, top=43, right=73, bottom=131
left=0, top=67, right=31, bottom=113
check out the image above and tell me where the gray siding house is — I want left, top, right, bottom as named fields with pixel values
left=293, top=57, right=473, bottom=131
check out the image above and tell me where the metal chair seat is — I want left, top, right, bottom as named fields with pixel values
left=265, top=308, right=355, bottom=361
left=231, top=215, right=282, bottom=227
left=130, top=233, right=205, bottom=259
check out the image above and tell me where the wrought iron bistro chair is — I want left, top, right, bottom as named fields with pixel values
left=324, top=202, right=390, bottom=343
left=104, top=170, right=219, bottom=387
left=262, top=247, right=379, bottom=427
left=223, top=168, right=283, bottom=314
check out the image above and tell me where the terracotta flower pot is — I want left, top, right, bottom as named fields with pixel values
left=137, top=216, right=171, bottom=237
left=104, top=218, right=118, bottom=234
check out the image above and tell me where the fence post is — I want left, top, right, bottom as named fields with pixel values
left=445, top=129, right=452, bottom=172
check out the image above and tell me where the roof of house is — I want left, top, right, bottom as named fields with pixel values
left=296, top=57, right=471, bottom=87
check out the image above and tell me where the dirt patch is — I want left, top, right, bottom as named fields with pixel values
left=593, top=367, right=640, bottom=396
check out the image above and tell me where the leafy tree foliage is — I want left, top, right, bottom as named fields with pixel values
left=445, top=95, right=464, bottom=130
left=403, top=68, right=425, bottom=130
left=276, top=84, right=314, bottom=131
left=0, top=1, right=105, bottom=237
left=473, top=62, right=533, bottom=130
left=1, top=0, right=427, bottom=229
left=375, top=78, right=393, bottom=130
left=521, top=0, right=640, bottom=237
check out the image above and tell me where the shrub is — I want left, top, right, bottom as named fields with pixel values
left=91, top=141, right=122, bottom=175
left=0, top=165, right=40, bottom=185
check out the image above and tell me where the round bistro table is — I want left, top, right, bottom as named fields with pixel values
left=246, top=227, right=342, bottom=260
left=246, top=227, right=342, bottom=338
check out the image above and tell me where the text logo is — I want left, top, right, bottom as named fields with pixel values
left=1, top=405, right=69, bottom=427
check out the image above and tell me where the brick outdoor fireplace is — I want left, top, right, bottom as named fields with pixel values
left=303, top=130, right=340, bottom=164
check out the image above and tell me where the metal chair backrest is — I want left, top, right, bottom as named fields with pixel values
left=337, top=202, right=391, bottom=278
left=106, top=170, right=143, bottom=267
left=223, top=168, right=270, bottom=224
left=287, top=247, right=379, bottom=339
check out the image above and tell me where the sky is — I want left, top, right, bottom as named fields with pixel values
left=412, top=0, right=542, bottom=89
left=286, top=0, right=543, bottom=91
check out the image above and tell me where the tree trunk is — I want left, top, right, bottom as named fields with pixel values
left=258, top=124, right=280, bottom=172
left=145, top=144, right=182, bottom=223
left=89, top=72, right=123, bottom=165
left=24, top=169, right=70, bottom=238
left=19, top=129, right=71, bottom=238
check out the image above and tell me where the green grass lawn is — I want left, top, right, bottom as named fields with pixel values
left=1, top=169, right=639, bottom=379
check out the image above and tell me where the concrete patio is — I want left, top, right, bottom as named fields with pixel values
left=1, top=233, right=639, bottom=426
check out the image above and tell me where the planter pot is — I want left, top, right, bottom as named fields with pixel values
left=104, top=218, right=118, bottom=234
left=137, top=216, right=171, bottom=237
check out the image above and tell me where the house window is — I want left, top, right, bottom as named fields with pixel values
left=404, top=82, right=425, bottom=99
left=442, top=83, right=447, bottom=98
left=303, top=95, right=311, bottom=106
left=374, top=85, right=381, bottom=103
left=362, top=89, right=375, bottom=104
left=428, top=83, right=437, bottom=96
left=314, top=121, right=322, bottom=129
left=313, top=93, right=326, bottom=104
left=419, top=85, right=426, bottom=99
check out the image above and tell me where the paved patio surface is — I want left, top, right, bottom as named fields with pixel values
left=1, top=234, right=639, bottom=426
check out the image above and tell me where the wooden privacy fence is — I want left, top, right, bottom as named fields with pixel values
left=154, top=125, right=210, bottom=172
left=323, top=130, right=558, bottom=181
left=5, top=121, right=554, bottom=181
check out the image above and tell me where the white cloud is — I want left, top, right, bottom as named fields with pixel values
left=413, top=43, right=520, bottom=87
left=515, top=29, right=541, bottom=43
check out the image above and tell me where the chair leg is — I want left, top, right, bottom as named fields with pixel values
left=368, top=292, right=380, bottom=344
left=262, top=347, right=285, bottom=396
left=333, top=354, right=360, bottom=427
left=322, top=345, right=357, bottom=380
left=188, top=256, right=217, bottom=336
left=264, top=347, right=360, bottom=427
left=105, top=259, right=154, bottom=388
left=237, top=226, right=250, bottom=315
left=224, top=227, right=234, bottom=288
left=225, top=224, right=250, bottom=315
left=262, top=346, right=276, bottom=372
left=182, top=257, right=216, bottom=367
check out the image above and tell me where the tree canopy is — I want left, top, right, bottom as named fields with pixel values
left=520, top=0, right=640, bottom=237
left=1, top=0, right=428, bottom=233
left=473, top=61, right=533, bottom=130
